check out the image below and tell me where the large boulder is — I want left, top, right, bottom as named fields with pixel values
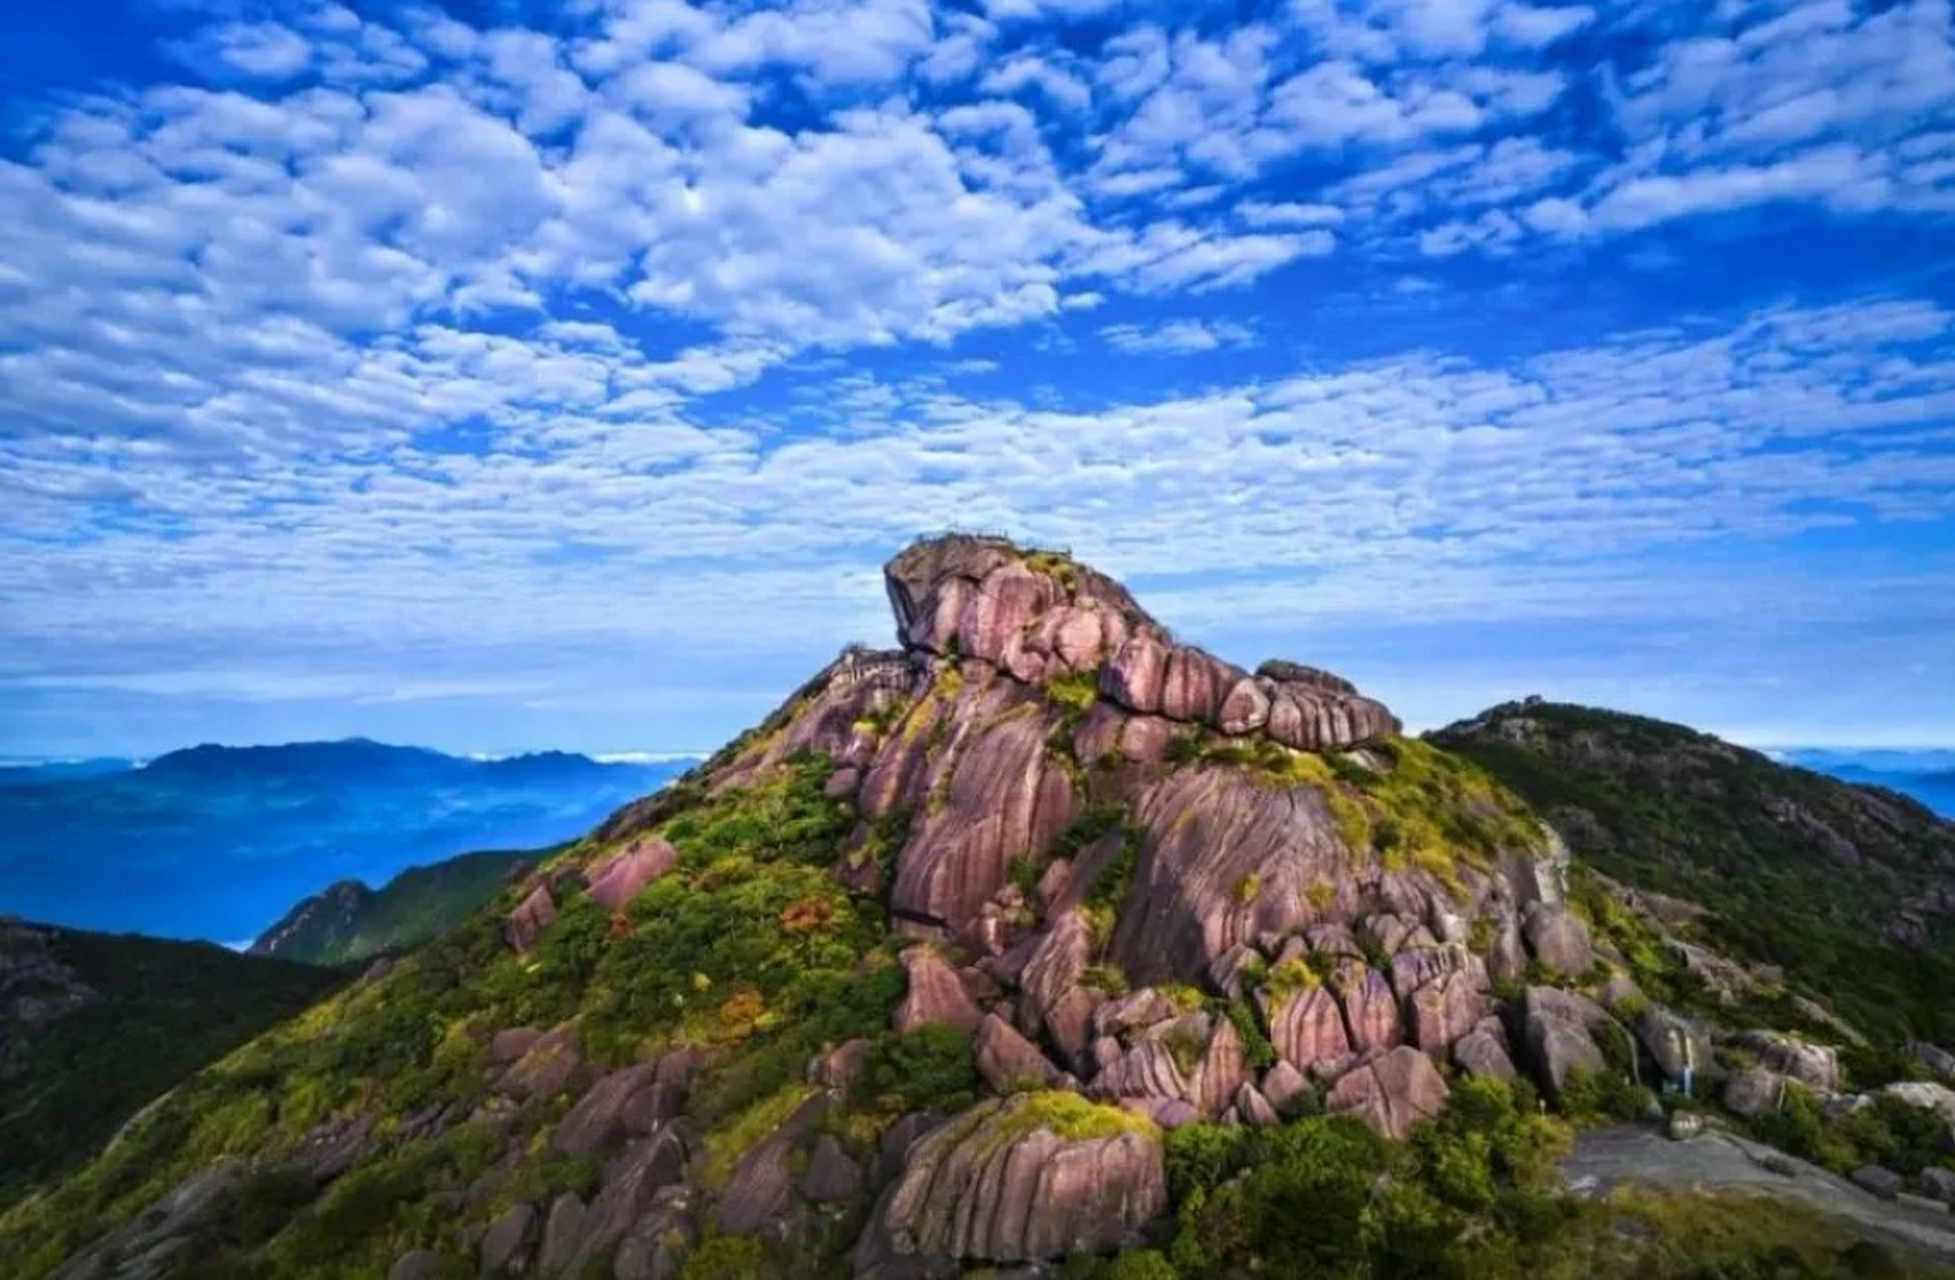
left=975, top=1013, right=1067, bottom=1094
left=862, top=1092, right=1166, bottom=1266
left=553, top=1062, right=663, bottom=1158
left=1257, top=663, right=1398, bottom=751
left=1325, top=1047, right=1449, bottom=1141
left=1733, top=1031, right=1839, bottom=1094
left=1402, top=963, right=1492, bottom=1053
left=500, top=1025, right=586, bottom=1102
left=1521, top=987, right=1608, bottom=1099
left=1723, top=1067, right=1786, bottom=1118
left=538, top=1192, right=587, bottom=1275
left=1337, top=964, right=1404, bottom=1055
left=584, top=836, right=678, bottom=912
left=715, top=1094, right=828, bottom=1235
left=1102, top=636, right=1173, bottom=714
left=1633, top=1008, right=1716, bottom=1086
left=1260, top=983, right=1350, bottom=1074
left=1194, top=1016, right=1246, bottom=1117
left=883, top=679, right=1078, bottom=936
left=479, top=1202, right=536, bottom=1274
left=1521, top=903, right=1594, bottom=977
left=506, top=884, right=558, bottom=954
left=1017, top=911, right=1100, bottom=1067
left=1093, top=1039, right=1190, bottom=1104
left=1452, top=1019, right=1518, bottom=1081
left=894, top=947, right=983, bottom=1034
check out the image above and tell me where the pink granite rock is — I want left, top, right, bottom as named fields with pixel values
left=863, top=1092, right=1166, bottom=1265
left=505, top=884, right=557, bottom=955
left=894, top=948, right=983, bottom=1034
left=1335, top=964, right=1404, bottom=1054
left=975, top=1013, right=1067, bottom=1094
left=1261, top=984, right=1352, bottom=1074
left=1325, top=1046, right=1450, bottom=1140
left=584, top=837, right=678, bottom=913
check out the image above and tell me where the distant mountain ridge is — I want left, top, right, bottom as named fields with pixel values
left=1776, top=748, right=1955, bottom=818
left=0, top=739, right=695, bottom=944
left=250, top=847, right=541, bottom=967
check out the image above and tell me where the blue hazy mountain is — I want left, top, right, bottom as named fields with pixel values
left=1777, top=748, right=1955, bottom=818
left=0, top=758, right=136, bottom=786
left=0, top=740, right=694, bottom=944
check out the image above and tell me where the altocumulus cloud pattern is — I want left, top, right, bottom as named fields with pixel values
left=0, top=0, right=1952, bottom=756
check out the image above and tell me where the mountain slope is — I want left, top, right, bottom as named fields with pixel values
left=1430, top=700, right=1955, bottom=1050
left=250, top=848, right=539, bottom=967
left=0, top=919, right=346, bottom=1209
left=3, top=537, right=1948, bottom=1280
left=0, top=741, right=692, bottom=942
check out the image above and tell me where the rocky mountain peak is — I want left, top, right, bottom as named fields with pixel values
left=23, top=541, right=1955, bottom=1280
left=574, top=536, right=1598, bottom=1144
left=880, top=532, right=1400, bottom=751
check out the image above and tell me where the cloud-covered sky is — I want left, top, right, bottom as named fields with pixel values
left=1, top=0, right=1951, bottom=758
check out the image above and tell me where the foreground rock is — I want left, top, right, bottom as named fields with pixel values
left=860, top=1092, right=1166, bottom=1270
left=49, top=1160, right=245, bottom=1280
left=1325, top=1047, right=1450, bottom=1141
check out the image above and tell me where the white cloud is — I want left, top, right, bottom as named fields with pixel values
left=1495, top=4, right=1596, bottom=48
left=1237, top=200, right=1344, bottom=227
left=206, top=22, right=316, bottom=79
left=1100, top=319, right=1260, bottom=354
left=3, top=0, right=1954, bottom=753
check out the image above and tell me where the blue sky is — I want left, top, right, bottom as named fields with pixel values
left=1, top=0, right=1951, bottom=759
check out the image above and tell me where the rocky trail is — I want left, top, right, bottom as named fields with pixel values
left=1564, top=1125, right=1955, bottom=1263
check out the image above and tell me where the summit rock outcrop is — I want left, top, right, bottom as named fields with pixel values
left=627, top=534, right=1599, bottom=1169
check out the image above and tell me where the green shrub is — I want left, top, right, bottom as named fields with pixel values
left=677, top=1234, right=767, bottom=1280
left=853, top=1026, right=979, bottom=1114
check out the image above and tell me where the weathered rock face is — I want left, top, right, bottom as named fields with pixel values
left=552, top=1052, right=695, bottom=1159
left=715, top=1094, right=827, bottom=1235
left=505, top=884, right=558, bottom=955
left=1325, top=1047, right=1450, bottom=1141
left=1732, top=1030, right=1839, bottom=1094
left=1522, top=903, right=1595, bottom=978
left=1260, top=984, right=1350, bottom=1074
left=1522, top=986, right=1610, bottom=1099
left=1723, top=1066, right=1785, bottom=1118
left=862, top=1093, right=1166, bottom=1267
left=584, top=836, right=679, bottom=912
left=879, top=673, right=1079, bottom=934
left=1108, top=768, right=1349, bottom=983
left=975, top=1013, right=1067, bottom=1093
left=498, top=1024, right=586, bottom=1102
left=894, top=947, right=983, bottom=1034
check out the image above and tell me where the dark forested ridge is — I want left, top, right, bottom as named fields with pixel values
left=0, top=920, right=346, bottom=1209
left=1431, top=700, right=1955, bottom=1050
